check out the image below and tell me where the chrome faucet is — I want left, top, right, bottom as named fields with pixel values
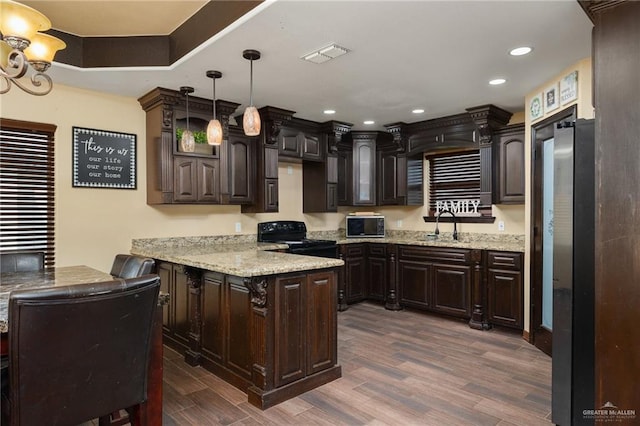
left=434, top=209, right=458, bottom=241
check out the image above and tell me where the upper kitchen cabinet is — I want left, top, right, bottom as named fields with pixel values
left=404, top=113, right=478, bottom=156
left=277, top=118, right=325, bottom=162
left=226, top=128, right=257, bottom=205
left=138, top=87, right=243, bottom=205
left=303, top=121, right=352, bottom=213
left=338, top=131, right=383, bottom=206
left=338, top=128, right=421, bottom=207
left=242, top=106, right=295, bottom=213
left=493, top=123, right=525, bottom=204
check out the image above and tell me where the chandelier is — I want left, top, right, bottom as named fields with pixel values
left=0, top=0, right=66, bottom=96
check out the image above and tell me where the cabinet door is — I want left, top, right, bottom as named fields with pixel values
left=156, top=262, right=173, bottom=333
left=495, top=125, right=525, bottom=204
left=225, top=277, right=252, bottom=380
left=327, top=155, right=338, bottom=184
left=368, top=257, right=387, bottom=302
left=487, top=268, right=523, bottom=329
left=398, top=260, right=430, bottom=309
left=432, top=263, right=471, bottom=318
left=378, top=151, right=399, bottom=205
left=301, top=133, right=323, bottom=161
left=173, top=157, right=197, bottom=202
left=306, top=271, right=336, bottom=375
left=344, top=245, right=367, bottom=303
left=264, top=178, right=279, bottom=212
left=274, top=275, right=306, bottom=387
left=228, top=134, right=254, bottom=204
left=201, top=272, right=224, bottom=363
left=197, top=158, right=220, bottom=203
left=172, top=266, right=191, bottom=347
left=278, top=129, right=301, bottom=158
left=337, top=149, right=352, bottom=205
left=353, top=140, right=376, bottom=205
left=326, top=183, right=338, bottom=212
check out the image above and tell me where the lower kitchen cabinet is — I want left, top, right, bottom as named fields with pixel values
left=274, top=271, right=336, bottom=387
left=157, top=261, right=191, bottom=353
left=398, top=260, right=431, bottom=309
left=432, top=263, right=472, bottom=318
left=155, top=260, right=341, bottom=409
left=341, top=244, right=367, bottom=303
left=367, top=244, right=387, bottom=301
left=486, top=251, right=523, bottom=329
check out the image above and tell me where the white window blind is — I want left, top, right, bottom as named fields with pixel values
left=0, top=119, right=56, bottom=267
left=428, top=150, right=484, bottom=215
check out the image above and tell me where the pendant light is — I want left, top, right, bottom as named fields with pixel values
left=179, top=86, right=195, bottom=152
left=206, top=70, right=223, bottom=145
left=242, top=49, right=261, bottom=136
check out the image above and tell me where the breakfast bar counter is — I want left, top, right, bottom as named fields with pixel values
left=130, top=236, right=343, bottom=410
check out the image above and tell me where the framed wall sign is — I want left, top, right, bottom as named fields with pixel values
left=545, top=83, right=559, bottom=112
left=530, top=92, right=544, bottom=121
left=560, top=70, right=578, bottom=105
left=72, top=126, right=137, bottom=189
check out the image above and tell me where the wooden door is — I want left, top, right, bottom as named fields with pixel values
left=306, top=272, right=336, bottom=375
left=274, top=275, right=306, bottom=387
left=432, top=263, right=471, bottom=318
left=227, top=134, right=254, bottom=204
left=197, top=158, right=220, bottom=203
left=173, top=157, right=197, bottom=202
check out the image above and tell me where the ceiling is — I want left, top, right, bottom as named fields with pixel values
left=26, top=0, right=593, bottom=130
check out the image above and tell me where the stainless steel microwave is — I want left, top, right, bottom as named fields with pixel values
left=345, top=216, right=385, bottom=238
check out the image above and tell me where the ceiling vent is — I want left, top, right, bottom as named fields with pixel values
left=301, top=44, right=349, bottom=64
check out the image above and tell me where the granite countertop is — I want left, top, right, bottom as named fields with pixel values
left=335, top=236, right=525, bottom=252
left=131, top=239, right=343, bottom=278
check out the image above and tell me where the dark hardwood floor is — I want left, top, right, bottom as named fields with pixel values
left=160, top=302, right=552, bottom=425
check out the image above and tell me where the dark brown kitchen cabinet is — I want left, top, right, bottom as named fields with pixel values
left=398, top=259, right=431, bottom=309
left=303, top=153, right=338, bottom=212
left=173, top=156, right=220, bottom=203
left=367, top=244, right=387, bottom=302
left=397, top=245, right=473, bottom=316
left=278, top=127, right=324, bottom=162
left=336, top=149, right=352, bottom=206
left=200, top=272, right=224, bottom=365
left=353, top=136, right=376, bottom=205
left=341, top=244, right=367, bottom=304
left=432, top=263, right=472, bottom=318
left=486, top=251, right=523, bottom=329
left=157, top=261, right=191, bottom=354
left=227, top=130, right=255, bottom=204
left=274, top=271, right=337, bottom=387
left=494, top=123, right=525, bottom=204
left=378, top=150, right=408, bottom=205
left=138, top=87, right=240, bottom=205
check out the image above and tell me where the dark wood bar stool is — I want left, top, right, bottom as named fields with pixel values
left=0, top=275, right=160, bottom=426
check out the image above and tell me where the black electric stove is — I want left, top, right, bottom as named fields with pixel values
left=257, top=221, right=338, bottom=258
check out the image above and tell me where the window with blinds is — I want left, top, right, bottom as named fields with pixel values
left=428, top=150, right=485, bottom=216
left=0, top=119, right=56, bottom=267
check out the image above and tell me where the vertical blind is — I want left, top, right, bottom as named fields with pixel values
left=428, top=150, right=482, bottom=214
left=0, top=119, right=56, bottom=267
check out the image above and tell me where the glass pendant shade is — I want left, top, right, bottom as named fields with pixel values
left=180, top=130, right=195, bottom=152
left=207, top=119, right=222, bottom=145
left=24, top=32, right=66, bottom=64
left=0, top=0, right=51, bottom=45
left=243, top=106, right=261, bottom=136
left=242, top=49, right=261, bottom=136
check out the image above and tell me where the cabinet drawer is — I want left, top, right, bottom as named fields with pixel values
left=368, top=244, right=386, bottom=257
left=342, top=244, right=365, bottom=258
left=487, top=251, right=522, bottom=270
left=397, top=245, right=470, bottom=264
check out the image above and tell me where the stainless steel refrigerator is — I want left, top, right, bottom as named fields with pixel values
left=552, top=118, right=595, bottom=425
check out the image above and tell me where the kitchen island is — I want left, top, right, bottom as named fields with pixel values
left=131, top=237, right=344, bottom=409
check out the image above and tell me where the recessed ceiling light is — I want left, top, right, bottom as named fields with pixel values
left=412, top=109, right=425, bottom=114
left=323, top=109, right=336, bottom=115
left=489, top=78, right=506, bottom=85
left=510, top=46, right=532, bottom=56
left=363, top=120, right=375, bottom=125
